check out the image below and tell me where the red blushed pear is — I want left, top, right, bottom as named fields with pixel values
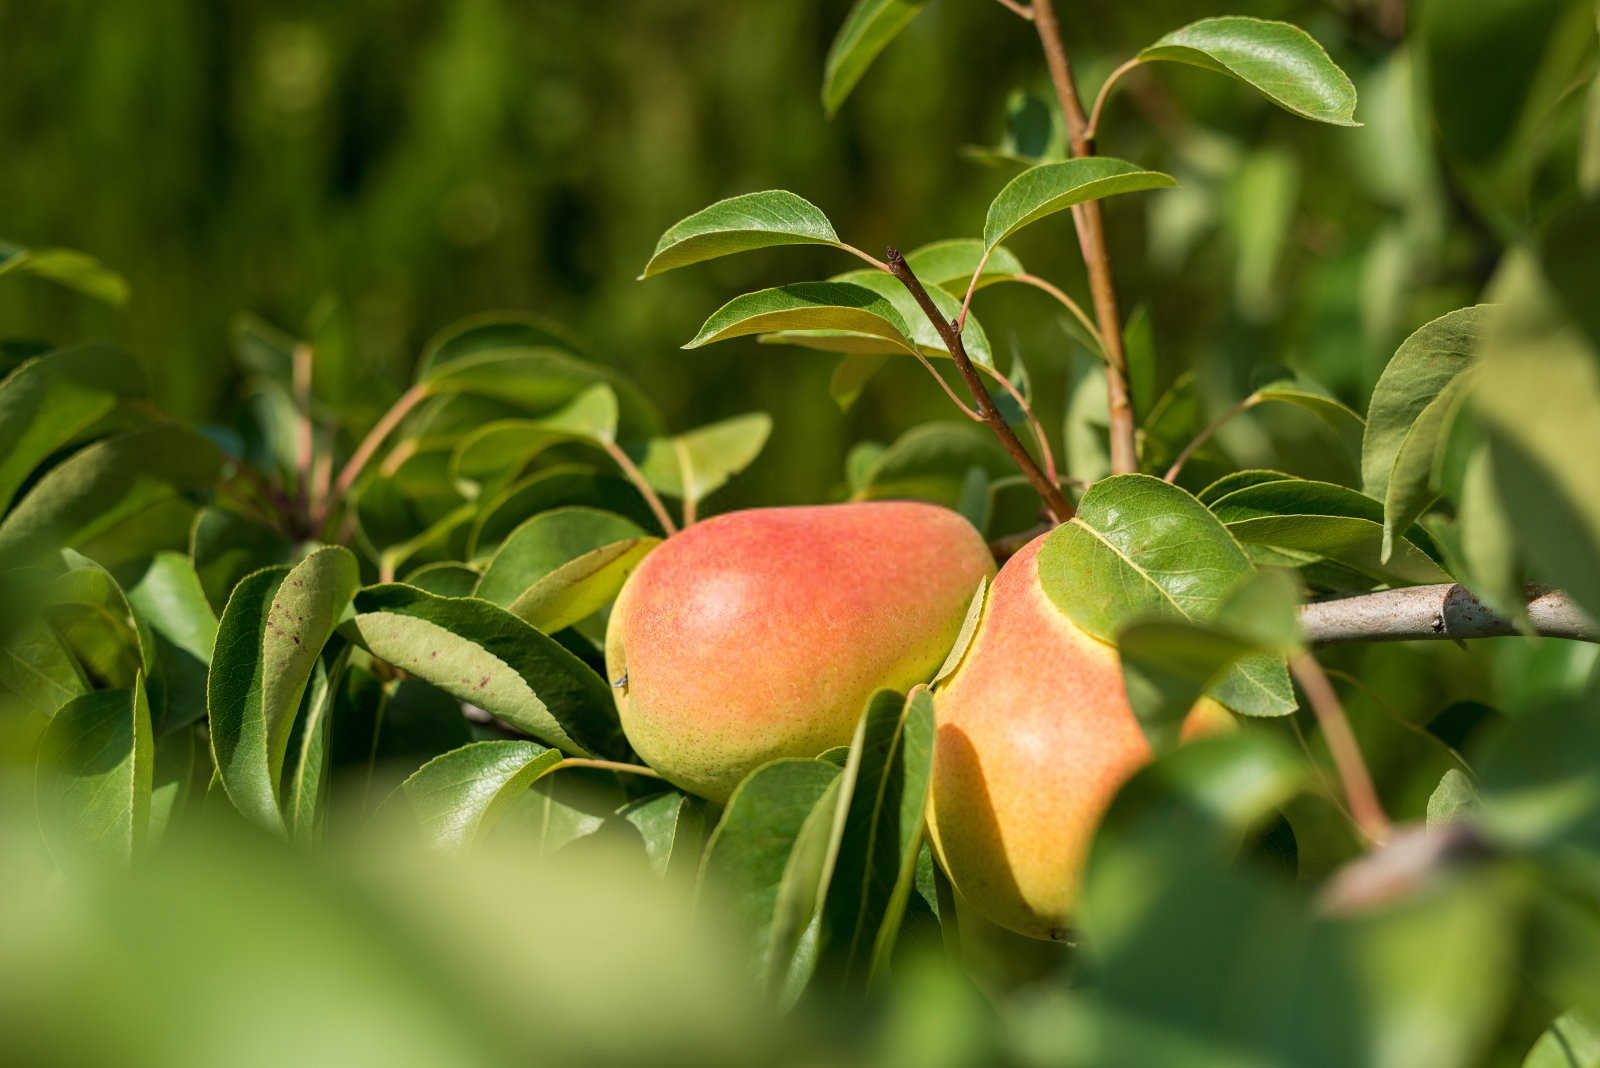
left=605, top=501, right=996, bottom=803
left=927, top=532, right=1232, bottom=942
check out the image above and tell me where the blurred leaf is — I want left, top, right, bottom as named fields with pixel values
left=962, top=89, right=1066, bottom=167
left=283, top=647, right=348, bottom=844
left=0, top=241, right=129, bottom=304
left=207, top=547, right=359, bottom=832
left=1478, top=697, right=1600, bottom=853
left=1139, top=17, right=1360, bottom=126
left=1038, top=474, right=1292, bottom=717
left=1427, top=768, right=1479, bottom=827
left=820, top=688, right=934, bottom=988
left=189, top=506, right=297, bottom=614
left=1381, top=371, right=1475, bottom=562
left=829, top=355, right=890, bottom=409
left=700, top=758, right=844, bottom=991
left=394, top=740, right=564, bottom=848
left=904, top=239, right=1024, bottom=292
left=416, top=348, right=660, bottom=439
left=416, top=311, right=582, bottom=376
left=1066, top=357, right=1111, bottom=485
left=1209, top=477, right=1451, bottom=586
left=449, top=385, right=620, bottom=486
left=1118, top=570, right=1302, bottom=746
left=851, top=421, right=1011, bottom=511
left=0, top=344, right=145, bottom=513
left=1523, top=1010, right=1600, bottom=1068
left=1252, top=381, right=1365, bottom=470
left=148, top=724, right=195, bottom=841
left=821, top=0, right=929, bottom=116
left=343, top=584, right=623, bottom=758
left=0, top=616, right=88, bottom=721
left=508, top=537, right=659, bottom=634
left=1542, top=196, right=1600, bottom=356
left=641, top=191, right=842, bottom=278
left=475, top=507, right=644, bottom=607
left=45, top=550, right=150, bottom=689
left=469, top=465, right=663, bottom=555
left=1225, top=148, right=1299, bottom=320
left=34, top=677, right=152, bottom=864
left=635, top=412, right=774, bottom=509
left=0, top=425, right=221, bottom=567
left=983, top=159, right=1178, bottom=251
left=688, top=282, right=913, bottom=351
left=1475, top=255, right=1600, bottom=621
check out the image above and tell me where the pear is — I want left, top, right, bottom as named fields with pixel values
left=927, top=532, right=1230, bottom=941
left=606, top=501, right=996, bottom=802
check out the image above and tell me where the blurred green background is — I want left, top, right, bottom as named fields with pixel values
left=0, top=0, right=1481, bottom=508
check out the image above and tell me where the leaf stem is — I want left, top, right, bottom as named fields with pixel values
left=956, top=246, right=996, bottom=331
left=1012, top=272, right=1105, bottom=354
left=839, top=242, right=893, bottom=273
left=1289, top=652, right=1391, bottom=846
left=886, top=247, right=1074, bottom=524
left=601, top=439, right=680, bottom=536
left=1030, top=0, right=1139, bottom=475
left=991, top=0, right=1035, bottom=19
left=558, top=757, right=665, bottom=780
left=975, top=361, right=1059, bottom=486
left=333, top=383, right=430, bottom=501
left=1085, top=56, right=1146, bottom=142
left=1163, top=392, right=1263, bottom=482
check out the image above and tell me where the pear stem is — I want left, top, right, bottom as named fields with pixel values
left=886, top=248, right=1075, bottom=524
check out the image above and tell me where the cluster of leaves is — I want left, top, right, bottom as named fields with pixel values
left=7, top=1, right=1600, bottom=1066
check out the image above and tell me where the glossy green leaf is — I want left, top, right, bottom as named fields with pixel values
left=207, top=547, right=360, bottom=832
left=0, top=241, right=130, bottom=304
left=1362, top=306, right=1487, bottom=499
left=0, top=425, right=221, bottom=566
left=475, top=507, right=646, bottom=607
left=396, top=740, right=565, bottom=848
left=1037, top=474, right=1293, bottom=717
left=0, top=344, right=146, bottom=513
left=642, top=191, right=841, bottom=278
left=983, top=158, right=1178, bottom=251
left=700, top=759, right=844, bottom=989
left=508, top=537, right=660, bottom=634
left=760, top=268, right=993, bottom=368
left=34, top=678, right=153, bottom=863
left=821, top=0, right=929, bottom=116
left=1117, top=570, right=1303, bottom=747
left=1139, top=17, right=1360, bottom=126
left=635, top=412, right=773, bottom=508
left=686, top=282, right=913, bottom=351
left=821, top=688, right=936, bottom=988
left=903, top=239, right=1024, bottom=292
left=342, top=584, right=622, bottom=758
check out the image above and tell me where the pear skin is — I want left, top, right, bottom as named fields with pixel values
left=928, top=532, right=1231, bottom=941
left=606, top=502, right=995, bottom=802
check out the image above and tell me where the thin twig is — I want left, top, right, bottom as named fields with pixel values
left=1290, top=652, right=1392, bottom=846
left=333, top=383, right=430, bottom=501
left=1300, top=584, right=1598, bottom=645
left=1085, top=56, right=1146, bottom=142
left=602, top=439, right=680, bottom=536
left=1163, top=392, right=1262, bottom=482
left=1031, top=0, right=1139, bottom=475
left=956, top=246, right=997, bottom=331
left=1012, top=273, right=1104, bottom=353
left=839, top=242, right=893, bottom=273
left=991, top=0, right=1035, bottom=19
left=912, top=350, right=985, bottom=420
left=975, top=361, right=1059, bottom=485
left=887, top=248, right=1074, bottom=524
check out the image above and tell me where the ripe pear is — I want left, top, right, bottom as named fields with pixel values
left=606, top=501, right=996, bottom=802
left=927, top=532, right=1231, bottom=941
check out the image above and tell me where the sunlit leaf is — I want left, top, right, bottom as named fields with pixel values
left=903, top=239, right=1025, bottom=292
left=635, top=412, right=774, bottom=508
left=508, top=537, right=658, bottom=634
left=395, top=740, right=565, bottom=849
left=475, top=507, right=645, bottom=607
left=983, top=158, right=1178, bottom=251
left=822, top=0, right=929, bottom=116
left=686, top=282, right=913, bottom=351
left=642, top=191, right=842, bottom=278
left=34, top=677, right=153, bottom=864
left=0, top=241, right=130, bottom=304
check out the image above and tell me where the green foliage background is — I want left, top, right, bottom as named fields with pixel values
left=0, top=0, right=1474, bottom=506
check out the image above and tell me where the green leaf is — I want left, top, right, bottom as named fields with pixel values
left=1196, top=468, right=1296, bottom=506
left=1426, top=768, right=1478, bottom=827
left=1252, top=381, right=1365, bottom=456
left=1037, top=474, right=1293, bottom=717
left=508, top=537, right=660, bottom=634
left=449, top=386, right=621, bottom=486
left=821, top=0, right=929, bottom=116
left=45, top=550, right=150, bottom=689
left=401, top=562, right=482, bottom=598
left=0, top=241, right=130, bottom=304
left=468, top=466, right=664, bottom=556
left=474, top=507, right=646, bottom=607
left=686, top=282, right=913, bottom=351
left=283, top=647, right=349, bottom=844
left=759, top=269, right=993, bottom=368
left=641, top=191, right=842, bottom=278
left=1362, top=306, right=1487, bottom=500
left=207, top=547, right=360, bottom=833
left=828, top=355, right=891, bottom=409
left=0, top=344, right=146, bottom=513
left=0, top=616, right=88, bottom=722
left=821, top=688, right=936, bottom=988
left=932, top=577, right=987, bottom=688
left=1209, top=478, right=1450, bottom=586
left=1139, top=17, right=1360, bottom=126
left=1117, top=570, right=1303, bottom=748
left=0, top=425, right=222, bottom=567
left=416, top=348, right=661, bottom=440
left=961, top=89, right=1067, bottom=167
left=34, top=678, right=153, bottom=864
left=1381, top=371, right=1476, bottom=561
left=983, top=158, right=1178, bottom=251
left=189, top=506, right=298, bottom=614
left=1523, top=1010, right=1600, bottom=1068
left=903, top=239, right=1025, bottom=291
left=416, top=311, right=582, bottom=376
left=852, top=422, right=1012, bottom=511
left=618, top=791, right=708, bottom=880
left=127, top=551, right=218, bottom=666
left=699, top=758, right=844, bottom=991
left=395, top=740, right=565, bottom=848
left=342, top=584, right=623, bottom=758
left=634, top=412, right=774, bottom=509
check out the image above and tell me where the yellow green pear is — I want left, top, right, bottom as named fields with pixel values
left=606, top=501, right=995, bottom=802
left=928, top=532, right=1231, bottom=941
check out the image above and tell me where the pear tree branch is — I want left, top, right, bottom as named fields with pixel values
left=1299, top=584, right=1598, bottom=645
